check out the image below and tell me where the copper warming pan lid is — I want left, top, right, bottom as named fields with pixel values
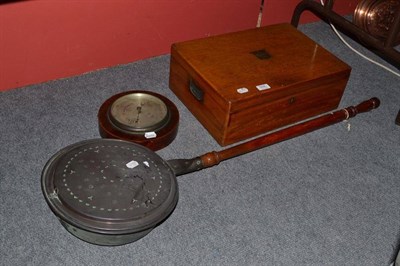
left=42, top=139, right=178, bottom=245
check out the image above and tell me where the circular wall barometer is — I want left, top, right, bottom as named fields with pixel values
left=98, top=91, right=179, bottom=151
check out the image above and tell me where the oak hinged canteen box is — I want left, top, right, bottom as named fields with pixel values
left=169, top=23, right=351, bottom=146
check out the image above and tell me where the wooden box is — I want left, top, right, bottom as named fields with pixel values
left=169, top=23, right=351, bottom=146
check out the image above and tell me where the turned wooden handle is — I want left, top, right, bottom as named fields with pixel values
left=169, top=98, right=380, bottom=175
left=199, top=97, right=380, bottom=169
left=345, top=97, right=380, bottom=118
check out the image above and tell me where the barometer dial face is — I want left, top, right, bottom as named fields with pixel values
left=109, top=93, right=170, bottom=132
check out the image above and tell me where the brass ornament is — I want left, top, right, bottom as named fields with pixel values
left=353, top=0, right=400, bottom=44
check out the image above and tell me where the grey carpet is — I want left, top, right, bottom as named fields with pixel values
left=1, top=21, right=399, bottom=266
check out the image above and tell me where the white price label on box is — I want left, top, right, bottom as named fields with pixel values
left=237, top=87, right=249, bottom=94
left=256, top=83, right=271, bottom=91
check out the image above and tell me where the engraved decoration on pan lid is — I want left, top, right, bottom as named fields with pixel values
left=41, top=139, right=179, bottom=238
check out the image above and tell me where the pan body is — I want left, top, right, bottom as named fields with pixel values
left=59, top=219, right=153, bottom=246
left=41, top=139, right=178, bottom=246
